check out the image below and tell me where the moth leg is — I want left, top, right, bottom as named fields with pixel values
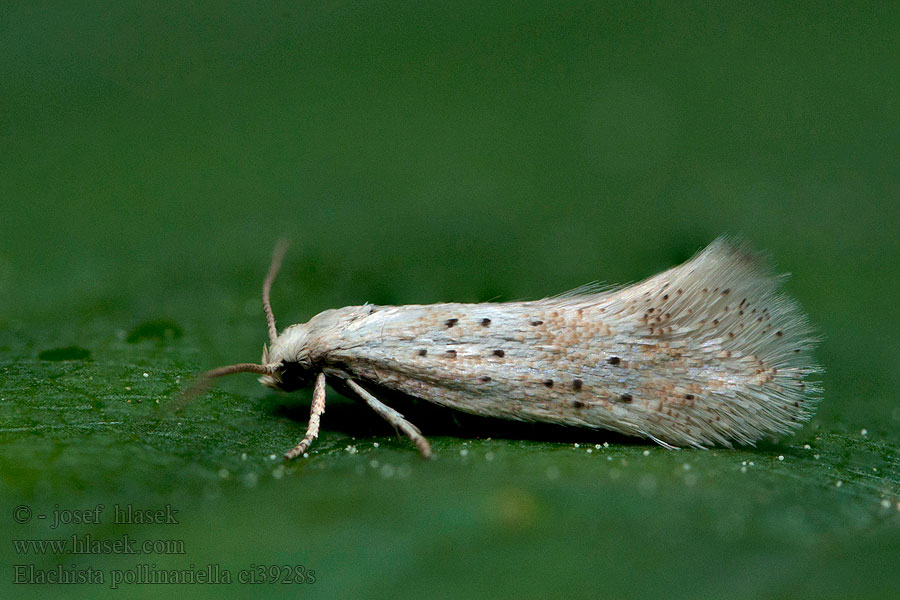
left=346, top=380, right=433, bottom=459
left=283, top=372, right=327, bottom=460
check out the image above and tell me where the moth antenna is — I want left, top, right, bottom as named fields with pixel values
left=263, top=238, right=291, bottom=344
left=170, top=362, right=279, bottom=414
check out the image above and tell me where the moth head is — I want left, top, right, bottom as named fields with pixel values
left=257, top=361, right=316, bottom=392
left=257, top=327, right=317, bottom=392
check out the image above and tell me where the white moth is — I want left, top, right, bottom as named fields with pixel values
left=186, top=238, right=821, bottom=459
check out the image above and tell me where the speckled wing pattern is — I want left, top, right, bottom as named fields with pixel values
left=320, top=238, right=822, bottom=448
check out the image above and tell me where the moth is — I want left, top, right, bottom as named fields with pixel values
left=185, top=238, right=821, bottom=459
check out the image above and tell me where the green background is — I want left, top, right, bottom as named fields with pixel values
left=2, top=2, right=899, bottom=598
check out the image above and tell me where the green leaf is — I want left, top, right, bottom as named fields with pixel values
left=3, top=2, right=900, bottom=599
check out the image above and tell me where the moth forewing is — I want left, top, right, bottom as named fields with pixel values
left=188, top=237, right=821, bottom=458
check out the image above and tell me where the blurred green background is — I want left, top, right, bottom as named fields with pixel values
left=2, top=2, right=899, bottom=598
